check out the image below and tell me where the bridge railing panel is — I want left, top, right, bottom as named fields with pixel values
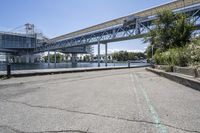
left=0, top=34, right=36, bottom=49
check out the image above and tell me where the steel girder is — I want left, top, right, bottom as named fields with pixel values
left=35, top=5, right=200, bottom=53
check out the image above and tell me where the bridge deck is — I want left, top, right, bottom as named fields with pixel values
left=51, top=0, right=200, bottom=42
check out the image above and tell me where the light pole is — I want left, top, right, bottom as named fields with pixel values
left=151, top=45, right=154, bottom=60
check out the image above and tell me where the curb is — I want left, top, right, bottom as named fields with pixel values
left=146, top=68, right=200, bottom=91
left=1, top=65, right=151, bottom=78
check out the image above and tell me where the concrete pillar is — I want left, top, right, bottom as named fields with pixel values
left=6, top=54, right=13, bottom=63
left=13, top=56, right=16, bottom=63
left=25, top=55, right=30, bottom=63
left=48, top=50, right=50, bottom=66
left=98, top=42, right=100, bottom=67
left=14, top=56, right=18, bottom=63
left=30, top=55, right=35, bottom=63
left=105, top=43, right=108, bottom=67
left=54, top=51, right=57, bottom=67
left=71, top=53, right=77, bottom=63
left=18, top=56, right=22, bottom=63
left=23, top=56, right=26, bottom=63
left=16, top=56, right=19, bottom=63
left=21, top=56, right=24, bottom=63
left=6, top=54, right=9, bottom=63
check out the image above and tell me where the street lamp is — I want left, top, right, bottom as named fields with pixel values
left=151, top=45, right=154, bottom=60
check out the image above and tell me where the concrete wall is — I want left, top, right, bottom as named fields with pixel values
left=155, top=65, right=200, bottom=78
left=154, top=65, right=169, bottom=71
left=173, top=66, right=196, bottom=77
left=147, top=68, right=200, bottom=91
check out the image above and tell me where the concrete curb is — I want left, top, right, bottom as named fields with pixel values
left=1, top=65, right=151, bottom=78
left=146, top=68, right=200, bottom=91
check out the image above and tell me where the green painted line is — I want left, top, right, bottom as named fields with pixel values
left=132, top=73, right=167, bottom=133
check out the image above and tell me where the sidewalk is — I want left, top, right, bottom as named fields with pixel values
left=0, top=64, right=151, bottom=77
left=146, top=68, right=200, bottom=91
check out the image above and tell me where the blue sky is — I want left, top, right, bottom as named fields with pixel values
left=0, top=0, right=172, bottom=54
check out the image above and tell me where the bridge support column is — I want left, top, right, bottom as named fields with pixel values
left=105, top=43, right=108, bottom=67
left=18, top=56, right=22, bottom=63
left=54, top=51, right=57, bottom=67
left=48, top=50, right=50, bottom=66
left=98, top=42, right=101, bottom=67
left=20, top=56, right=24, bottom=63
left=71, top=53, right=77, bottom=64
left=30, top=55, right=35, bottom=63
left=6, top=54, right=9, bottom=63
left=25, top=55, right=30, bottom=63
left=14, top=56, right=18, bottom=63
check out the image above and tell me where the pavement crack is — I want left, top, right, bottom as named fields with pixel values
left=48, top=72, right=129, bottom=85
left=35, top=130, right=91, bottom=133
left=0, top=125, right=23, bottom=133
left=31, top=129, right=92, bottom=133
left=158, top=124, right=200, bottom=133
left=0, top=82, right=25, bottom=90
left=1, top=99, right=200, bottom=133
left=0, top=71, right=129, bottom=87
left=0, top=125, right=92, bottom=133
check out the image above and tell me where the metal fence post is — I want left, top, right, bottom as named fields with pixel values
left=7, top=63, right=11, bottom=78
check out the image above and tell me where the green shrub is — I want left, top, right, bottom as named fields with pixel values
left=154, top=49, right=164, bottom=65
left=154, top=48, right=189, bottom=67
left=162, top=51, right=172, bottom=65
left=170, top=48, right=188, bottom=67
left=153, top=36, right=200, bottom=67
left=165, top=65, right=173, bottom=72
left=187, top=43, right=200, bottom=66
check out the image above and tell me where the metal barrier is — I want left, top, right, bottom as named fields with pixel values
left=6, top=64, right=11, bottom=78
left=0, top=63, right=11, bottom=78
left=128, top=61, right=130, bottom=68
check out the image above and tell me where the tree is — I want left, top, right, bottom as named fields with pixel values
left=172, top=13, right=194, bottom=48
left=144, top=10, right=194, bottom=54
left=108, top=55, right=111, bottom=60
left=112, top=51, right=146, bottom=61
left=145, top=45, right=154, bottom=60
left=43, top=53, right=63, bottom=63
left=83, top=55, right=90, bottom=62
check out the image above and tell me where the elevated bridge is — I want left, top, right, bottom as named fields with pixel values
left=35, top=0, right=200, bottom=66
left=1, top=0, right=200, bottom=65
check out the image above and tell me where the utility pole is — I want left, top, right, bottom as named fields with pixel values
left=54, top=51, right=57, bottom=67
left=105, top=43, right=108, bottom=67
left=151, top=45, right=154, bottom=59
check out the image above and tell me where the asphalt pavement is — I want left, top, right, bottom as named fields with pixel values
left=0, top=68, right=200, bottom=133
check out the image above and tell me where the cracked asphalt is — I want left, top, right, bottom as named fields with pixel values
left=0, top=68, right=200, bottom=133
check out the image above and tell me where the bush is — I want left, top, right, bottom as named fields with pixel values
left=154, top=49, right=164, bottom=65
left=169, top=48, right=188, bottom=67
left=165, top=65, right=173, bottom=72
left=187, top=43, right=200, bottom=66
left=162, top=51, right=172, bottom=66
left=154, top=48, right=189, bottom=67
